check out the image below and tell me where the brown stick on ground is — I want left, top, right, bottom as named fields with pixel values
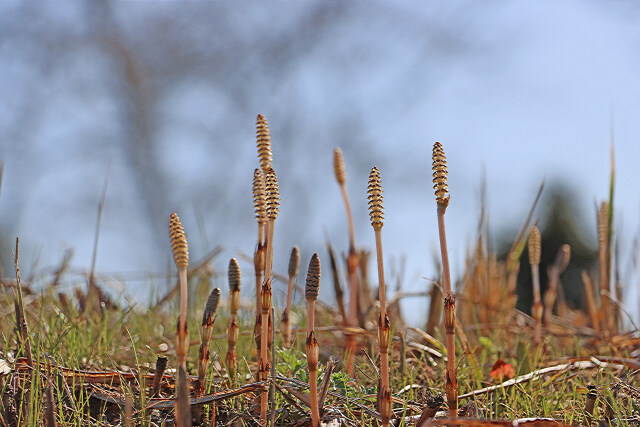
left=305, top=254, right=321, bottom=427
left=432, top=142, right=457, bottom=417
left=528, top=225, right=542, bottom=346
left=169, top=213, right=192, bottom=427
left=333, top=148, right=360, bottom=376
left=226, top=259, right=241, bottom=384
left=368, top=166, right=392, bottom=426
left=282, top=246, right=300, bottom=348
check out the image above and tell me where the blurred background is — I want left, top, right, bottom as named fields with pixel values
left=1, top=1, right=639, bottom=326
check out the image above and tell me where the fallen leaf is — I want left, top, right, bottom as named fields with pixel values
left=490, top=359, right=515, bottom=382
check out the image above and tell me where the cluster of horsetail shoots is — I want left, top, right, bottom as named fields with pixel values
left=432, top=141, right=458, bottom=417
left=305, top=253, right=321, bottom=427
left=255, top=115, right=280, bottom=426
left=528, top=225, right=542, bottom=345
left=169, top=212, right=191, bottom=426
left=226, top=258, right=241, bottom=383
left=367, top=166, right=392, bottom=426
left=282, top=246, right=300, bottom=348
left=333, top=147, right=359, bottom=376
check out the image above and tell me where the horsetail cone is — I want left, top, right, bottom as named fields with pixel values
left=228, top=258, right=241, bottom=312
left=367, top=167, right=384, bottom=231
left=169, top=213, right=189, bottom=270
left=432, top=142, right=450, bottom=207
left=333, top=147, right=346, bottom=185
left=203, top=288, right=221, bottom=326
left=265, top=167, right=280, bottom=220
left=256, top=114, right=273, bottom=172
left=528, top=226, right=541, bottom=266
left=228, top=258, right=241, bottom=293
left=305, top=253, right=321, bottom=302
left=253, top=169, right=267, bottom=225
left=289, top=246, right=300, bottom=278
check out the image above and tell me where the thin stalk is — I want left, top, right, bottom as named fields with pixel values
left=327, top=243, right=347, bottom=325
left=432, top=142, right=457, bottom=417
left=282, top=246, right=300, bottom=348
left=198, top=288, right=220, bottom=394
left=346, top=250, right=359, bottom=376
left=169, top=213, right=191, bottom=426
left=543, top=244, right=570, bottom=326
left=178, top=268, right=188, bottom=354
left=260, top=167, right=279, bottom=426
left=582, top=271, right=600, bottom=332
left=259, top=274, right=271, bottom=426
left=227, top=259, right=241, bottom=384
left=305, top=253, right=321, bottom=427
left=368, top=166, right=391, bottom=426
left=528, top=226, right=542, bottom=346
left=334, top=148, right=359, bottom=376
left=307, top=333, right=319, bottom=427
left=597, top=201, right=611, bottom=336
left=254, top=241, right=265, bottom=357
left=253, top=168, right=267, bottom=356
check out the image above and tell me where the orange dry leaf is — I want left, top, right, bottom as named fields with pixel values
left=490, top=359, right=515, bottom=382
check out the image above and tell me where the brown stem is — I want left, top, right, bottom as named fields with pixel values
left=283, top=276, right=295, bottom=348
left=340, top=184, right=356, bottom=250
left=306, top=331, right=320, bottom=427
left=259, top=281, right=271, bottom=426
left=373, top=228, right=391, bottom=426
left=375, top=231, right=387, bottom=318
left=437, top=204, right=457, bottom=417
left=259, top=219, right=275, bottom=425
left=178, top=267, right=188, bottom=351
left=582, top=271, right=600, bottom=332
left=531, top=263, right=542, bottom=346
left=345, top=249, right=359, bottom=376
left=226, top=317, right=238, bottom=383
left=197, top=342, right=210, bottom=395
